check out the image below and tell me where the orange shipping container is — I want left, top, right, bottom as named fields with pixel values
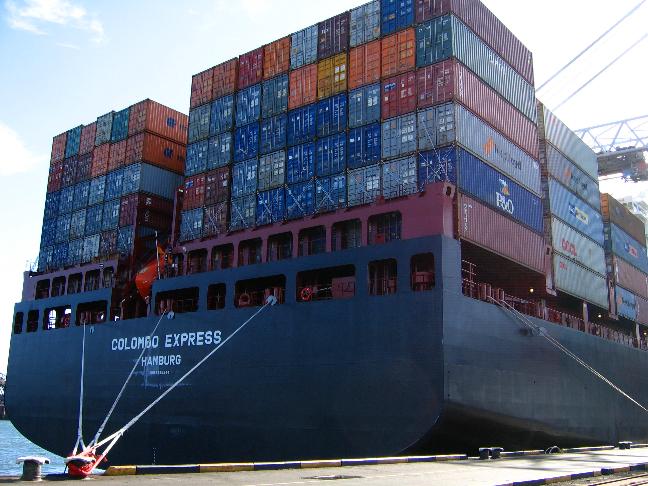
left=317, top=53, right=347, bottom=99
left=108, top=140, right=127, bottom=171
left=289, top=64, right=318, bottom=109
left=50, top=132, right=67, bottom=164
left=349, top=40, right=381, bottom=90
left=79, top=123, right=97, bottom=155
left=190, top=67, right=215, bottom=109
left=213, top=59, right=238, bottom=99
left=91, top=144, right=110, bottom=178
left=264, top=37, right=291, bottom=79
left=128, top=99, right=188, bottom=145
left=381, top=28, right=415, bottom=78
left=125, top=133, right=186, bottom=174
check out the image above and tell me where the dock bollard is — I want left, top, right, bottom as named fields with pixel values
left=16, top=456, right=50, bottom=481
left=618, top=441, right=633, bottom=450
left=491, top=447, right=503, bottom=459
left=479, top=447, right=503, bottom=460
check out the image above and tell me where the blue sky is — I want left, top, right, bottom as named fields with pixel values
left=0, top=0, right=647, bottom=372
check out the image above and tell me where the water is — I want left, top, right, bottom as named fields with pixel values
left=0, top=421, right=65, bottom=476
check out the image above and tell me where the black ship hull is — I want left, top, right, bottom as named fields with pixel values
left=7, top=236, right=648, bottom=465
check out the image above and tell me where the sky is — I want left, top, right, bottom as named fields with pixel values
left=0, top=0, right=647, bottom=373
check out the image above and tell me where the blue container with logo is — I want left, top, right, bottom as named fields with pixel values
left=458, top=148, right=543, bottom=233
left=84, top=204, right=103, bottom=236
left=548, top=179, right=604, bottom=246
left=44, top=191, right=60, bottom=220
left=65, top=126, right=82, bottom=159
left=418, top=147, right=457, bottom=187
left=207, top=132, right=232, bottom=169
left=236, top=84, right=262, bottom=127
left=348, top=123, right=381, bottom=169
left=73, top=181, right=90, bottom=211
left=260, top=115, right=287, bottom=155
left=111, top=108, right=130, bottom=142
left=317, top=133, right=346, bottom=176
left=262, top=74, right=289, bottom=118
left=256, top=188, right=285, bottom=226
left=102, top=199, right=121, bottom=231
left=317, top=94, right=347, bottom=138
left=232, top=158, right=259, bottom=197
left=287, top=143, right=315, bottom=184
left=286, top=181, right=315, bottom=219
left=615, top=285, right=638, bottom=320
left=605, top=222, right=648, bottom=273
left=210, top=95, right=235, bottom=135
left=234, top=123, right=260, bottom=162
left=381, top=0, right=413, bottom=35
left=348, top=84, right=380, bottom=128
left=315, top=174, right=346, bottom=213
left=287, top=104, right=317, bottom=146
left=186, top=140, right=209, bottom=176
left=188, top=103, right=211, bottom=143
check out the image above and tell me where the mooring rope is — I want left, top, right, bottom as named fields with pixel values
left=72, top=321, right=88, bottom=455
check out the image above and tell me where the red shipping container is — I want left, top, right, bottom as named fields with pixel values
left=79, top=123, right=97, bottom=155
left=264, top=36, right=291, bottom=79
left=381, top=29, right=415, bottom=78
left=190, top=67, right=215, bottom=109
left=75, top=153, right=93, bottom=183
left=61, top=156, right=77, bottom=188
left=47, top=160, right=63, bottom=193
left=381, top=72, right=417, bottom=119
left=108, top=140, right=126, bottom=171
left=348, top=40, right=381, bottom=90
left=615, top=256, right=648, bottom=300
left=205, top=167, right=231, bottom=206
left=318, top=12, right=349, bottom=59
left=183, top=174, right=206, bottom=210
left=458, top=193, right=546, bottom=273
left=51, top=132, right=67, bottom=163
left=128, top=99, right=189, bottom=145
left=415, top=0, right=534, bottom=85
left=125, top=133, right=186, bottom=174
left=213, top=58, right=238, bottom=99
left=91, top=144, right=110, bottom=177
left=203, top=203, right=229, bottom=237
left=119, top=193, right=173, bottom=229
left=238, top=47, right=264, bottom=90
left=417, top=60, right=538, bottom=158
left=637, top=294, right=648, bottom=325
left=288, top=64, right=318, bottom=109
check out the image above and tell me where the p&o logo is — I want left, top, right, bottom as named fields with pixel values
left=495, top=179, right=514, bottom=214
left=561, top=238, right=578, bottom=257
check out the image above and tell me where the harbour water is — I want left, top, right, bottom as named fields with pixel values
left=0, top=421, right=64, bottom=476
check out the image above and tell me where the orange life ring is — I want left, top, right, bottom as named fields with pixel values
left=238, top=293, right=251, bottom=307
left=300, top=287, right=312, bottom=301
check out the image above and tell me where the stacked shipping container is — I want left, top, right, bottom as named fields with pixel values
left=181, top=0, right=546, bottom=273
left=39, top=100, right=187, bottom=272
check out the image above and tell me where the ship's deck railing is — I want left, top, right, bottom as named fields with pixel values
left=462, top=279, right=646, bottom=351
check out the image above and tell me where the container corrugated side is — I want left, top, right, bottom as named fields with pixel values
left=234, top=123, right=260, bottom=163
left=125, top=133, right=186, bottom=175
left=288, top=104, right=317, bottom=146
left=180, top=208, right=203, bottom=241
left=58, top=187, right=74, bottom=215
left=601, top=193, right=646, bottom=244
left=213, top=58, right=239, bottom=99
left=382, top=156, right=417, bottom=199
left=183, top=174, right=206, bottom=210
left=65, top=126, right=82, bottom=159
left=108, top=140, right=126, bottom=171
left=67, top=239, right=83, bottom=266
left=286, top=181, right=315, bottom=219
left=636, top=294, right=648, bottom=325
left=316, top=133, right=347, bottom=176
left=44, top=192, right=60, bottom=220
left=264, top=36, right=291, bottom=80
left=605, top=222, right=648, bottom=274
left=101, top=199, right=121, bottom=231
left=120, top=163, right=184, bottom=201
left=317, top=53, right=348, bottom=99
left=549, top=217, right=606, bottom=276
left=235, top=84, right=261, bottom=127
left=381, top=0, right=414, bottom=35
left=79, top=123, right=97, bottom=155
left=614, top=255, right=648, bottom=299
left=75, top=153, right=92, bottom=183
left=238, top=47, right=264, bottom=90
left=287, top=143, right=315, bottom=183
left=51, top=132, right=67, bottom=163
left=128, top=99, right=189, bottom=145
left=232, top=158, right=259, bottom=197
left=37, top=246, right=53, bottom=271
left=547, top=179, right=604, bottom=246
left=186, top=140, right=208, bottom=176
left=545, top=142, right=600, bottom=211
left=417, top=60, right=538, bottom=158
left=538, top=103, right=597, bottom=180
left=110, top=108, right=130, bottom=143
left=52, top=242, right=67, bottom=268
left=257, top=187, right=285, bottom=225
left=188, top=103, right=211, bottom=143
left=205, top=167, right=231, bottom=205
left=73, top=181, right=90, bottom=211
left=61, top=156, right=77, bottom=189
left=317, top=94, right=347, bottom=137
left=207, top=132, right=232, bottom=170
left=349, top=83, right=380, bottom=128
left=70, top=209, right=86, bottom=240
left=315, top=174, right=347, bottom=212
left=553, top=254, right=608, bottom=308
left=105, top=168, right=125, bottom=201
left=84, top=205, right=103, bottom=236
left=260, top=115, right=288, bottom=155
left=318, top=12, right=349, bottom=59
left=348, top=164, right=381, bottom=206
left=99, top=230, right=117, bottom=258
left=615, top=285, right=637, bottom=320
left=349, top=40, right=381, bottom=90
left=291, top=24, right=318, bottom=70
left=288, top=64, right=318, bottom=110
left=230, top=195, right=256, bottom=231
left=203, top=202, right=229, bottom=237
left=381, top=113, right=416, bottom=159
left=381, top=72, right=417, bottom=119
left=82, top=234, right=100, bottom=263
left=262, top=74, right=289, bottom=118
left=350, top=0, right=381, bottom=47
left=55, top=214, right=70, bottom=243
left=458, top=194, right=545, bottom=273
left=348, top=123, right=381, bottom=169
left=258, top=151, right=286, bottom=191
left=95, top=112, right=114, bottom=146
left=91, top=144, right=110, bottom=177
left=210, top=95, right=235, bottom=135
left=381, top=28, right=415, bottom=78
left=190, top=67, right=215, bottom=109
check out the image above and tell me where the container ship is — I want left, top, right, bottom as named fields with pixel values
left=7, top=0, right=648, bottom=467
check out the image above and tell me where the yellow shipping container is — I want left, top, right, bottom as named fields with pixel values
left=317, top=53, right=347, bottom=99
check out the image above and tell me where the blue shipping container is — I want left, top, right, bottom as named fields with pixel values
left=232, top=158, right=259, bottom=197
left=70, top=209, right=86, bottom=239
left=459, top=148, right=543, bottom=233
left=207, top=132, right=233, bottom=169
left=188, top=104, right=211, bottom=143
left=381, top=0, right=413, bottom=35
left=419, top=147, right=457, bottom=187
left=348, top=164, right=381, bottom=207
left=111, top=108, right=130, bottom=142
left=606, top=222, right=648, bottom=274
left=44, top=191, right=60, bottom=220
left=548, top=179, right=604, bottom=246
left=52, top=243, right=67, bottom=269
left=546, top=143, right=600, bottom=210
left=348, top=83, right=380, bottom=128
left=88, top=176, right=106, bottom=206
left=236, top=84, right=262, bottom=127
left=257, top=188, right=285, bottom=226
left=84, top=205, right=103, bottom=236
left=58, top=186, right=75, bottom=214
left=40, top=219, right=56, bottom=248
left=234, top=123, right=260, bottom=162
left=286, top=181, right=315, bottom=219
left=67, top=239, right=83, bottom=266
left=317, top=133, right=347, bottom=176
left=315, top=174, right=347, bottom=213
left=55, top=214, right=71, bottom=243
left=348, top=123, right=381, bottom=169
left=73, top=181, right=90, bottom=211
left=260, top=115, right=287, bottom=155
left=117, top=226, right=135, bottom=254
left=616, top=285, right=638, bottom=320
left=179, top=209, right=203, bottom=242
left=317, top=94, right=347, bottom=138
left=121, top=163, right=183, bottom=200
left=95, top=112, right=113, bottom=146
left=230, top=195, right=256, bottom=231
left=290, top=24, right=318, bottom=70
left=65, top=126, right=82, bottom=159
left=287, top=104, right=317, bottom=146
left=186, top=140, right=209, bottom=176
left=210, top=95, right=235, bottom=135
left=287, top=143, right=315, bottom=184
left=105, top=168, right=125, bottom=201
left=102, top=199, right=121, bottom=231
left=37, top=246, right=53, bottom=272
left=262, top=74, right=289, bottom=118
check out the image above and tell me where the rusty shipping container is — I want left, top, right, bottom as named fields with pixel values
left=415, top=0, right=534, bottom=85
left=318, top=12, right=349, bottom=59
left=318, top=53, right=348, bottom=99
left=190, top=67, right=215, bottom=109
left=614, top=255, right=648, bottom=300
left=289, top=64, right=318, bottom=110
left=91, top=144, right=110, bottom=178
left=79, top=123, right=97, bottom=156
left=128, top=100, right=189, bottom=145
left=75, top=153, right=93, bottom=184
left=382, top=72, right=416, bottom=119
left=183, top=174, right=206, bottom=211
left=47, top=161, right=63, bottom=193
left=205, top=167, right=231, bottom=206
left=264, top=37, right=291, bottom=79
left=213, top=59, right=239, bottom=99
left=417, top=59, right=538, bottom=158
left=239, top=48, right=264, bottom=90
left=108, top=140, right=127, bottom=171
left=601, top=193, right=646, bottom=245
left=458, top=194, right=545, bottom=273
left=119, top=193, right=173, bottom=229
left=125, top=133, right=186, bottom=174
left=51, top=132, right=67, bottom=163
left=381, top=28, right=416, bottom=78
left=349, top=40, right=381, bottom=90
